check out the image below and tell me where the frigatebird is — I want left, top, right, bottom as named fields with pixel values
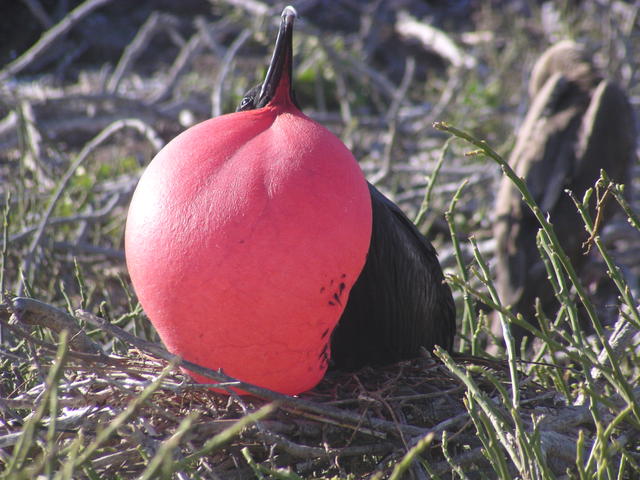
left=494, top=40, right=635, bottom=346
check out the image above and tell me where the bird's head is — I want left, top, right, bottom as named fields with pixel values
left=529, top=40, right=598, bottom=98
left=237, top=6, right=300, bottom=112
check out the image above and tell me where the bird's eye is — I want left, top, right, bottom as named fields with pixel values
left=238, top=96, right=253, bottom=111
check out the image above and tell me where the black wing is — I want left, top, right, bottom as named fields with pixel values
left=330, top=182, right=456, bottom=370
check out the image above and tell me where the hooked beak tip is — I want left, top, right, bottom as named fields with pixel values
left=282, top=6, right=297, bottom=24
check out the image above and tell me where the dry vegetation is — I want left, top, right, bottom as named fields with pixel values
left=1, top=0, right=640, bottom=478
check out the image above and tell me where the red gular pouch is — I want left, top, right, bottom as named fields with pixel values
left=125, top=6, right=372, bottom=395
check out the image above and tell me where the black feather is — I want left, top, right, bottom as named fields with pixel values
left=330, top=183, right=456, bottom=369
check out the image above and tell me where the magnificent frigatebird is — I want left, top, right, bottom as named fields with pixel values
left=126, top=7, right=373, bottom=395
left=237, top=11, right=456, bottom=371
left=126, top=6, right=455, bottom=396
left=494, top=40, right=635, bottom=346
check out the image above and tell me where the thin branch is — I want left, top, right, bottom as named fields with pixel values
left=395, top=11, right=476, bottom=69
left=9, top=297, right=103, bottom=354
left=0, top=0, right=114, bottom=82
left=21, top=0, right=53, bottom=29
left=19, top=118, right=163, bottom=295
left=146, top=32, right=205, bottom=105
left=10, top=193, right=121, bottom=243
left=219, top=0, right=270, bottom=17
left=106, top=12, right=180, bottom=94
left=211, top=28, right=252, bottom=117
left=370, top=56, right=416, bottom=185
left=77, top=309, right=433, bottom=440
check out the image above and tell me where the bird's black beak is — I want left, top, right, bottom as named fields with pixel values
left=256, top=6, right=297, bottom=108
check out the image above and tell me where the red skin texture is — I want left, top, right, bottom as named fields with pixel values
left=125, top=97, right=372, bottom=395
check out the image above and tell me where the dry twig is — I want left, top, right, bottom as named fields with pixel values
left=0, top=0, right=114, bottom=82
